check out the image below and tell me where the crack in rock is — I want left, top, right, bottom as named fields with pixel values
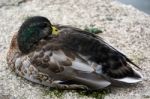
left=0, top=0, right=30, bottom=8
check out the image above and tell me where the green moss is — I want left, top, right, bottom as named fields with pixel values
left=43, top=88, right=111, bottom=99
left=84, top=25, right=103, bottom=34
left=76, top=88, right=110, bottom=99
left=44, top=89, right=64, bottom=98
left=143, top=95, right=150, bottom=98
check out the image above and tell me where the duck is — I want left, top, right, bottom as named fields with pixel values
left=7, top=16, right=143, bottom=90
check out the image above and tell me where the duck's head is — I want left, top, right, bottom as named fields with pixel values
left=17, top=16, right=59, bottom=54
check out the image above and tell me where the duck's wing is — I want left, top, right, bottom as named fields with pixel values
left=54, top=25, right=143, bottom=84
left=29, top=43, right=111, bottom=89
left=55, top=24, right=141, bottom=69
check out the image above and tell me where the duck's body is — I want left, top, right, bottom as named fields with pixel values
left=7, top=17, right=142, bottom=90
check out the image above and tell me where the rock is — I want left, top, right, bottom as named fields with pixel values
left=0, top=0, right=150, bottom=99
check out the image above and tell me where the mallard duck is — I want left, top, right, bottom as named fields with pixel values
left=7, top=16, right=142, bottom=90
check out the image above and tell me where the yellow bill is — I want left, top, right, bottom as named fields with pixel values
left=52, top=26, right=59, bottom=36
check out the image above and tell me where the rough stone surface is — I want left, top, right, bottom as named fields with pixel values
left=0, top=0, right=150, bottom=99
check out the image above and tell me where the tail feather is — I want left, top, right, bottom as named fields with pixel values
left=124, top=57, right=141, bottom=70
left=113, top=68, right=143, bottom=84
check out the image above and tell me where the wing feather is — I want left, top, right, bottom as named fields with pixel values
left=29, top=42, right=111, bottom=89
left=54, top=24, right=143, bottom=84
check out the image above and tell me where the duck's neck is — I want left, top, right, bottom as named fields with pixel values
left=10, top=34, right=19, bottom=50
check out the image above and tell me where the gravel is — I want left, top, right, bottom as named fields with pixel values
left=0, top=0, right=150, bottom=99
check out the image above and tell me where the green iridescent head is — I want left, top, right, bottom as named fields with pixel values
left=17, top=16, right=52, bottom=53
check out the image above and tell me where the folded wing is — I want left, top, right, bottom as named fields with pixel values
left=29, top=43, right=111, bottom=89
left=56, top=25, right=143, bottom=84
